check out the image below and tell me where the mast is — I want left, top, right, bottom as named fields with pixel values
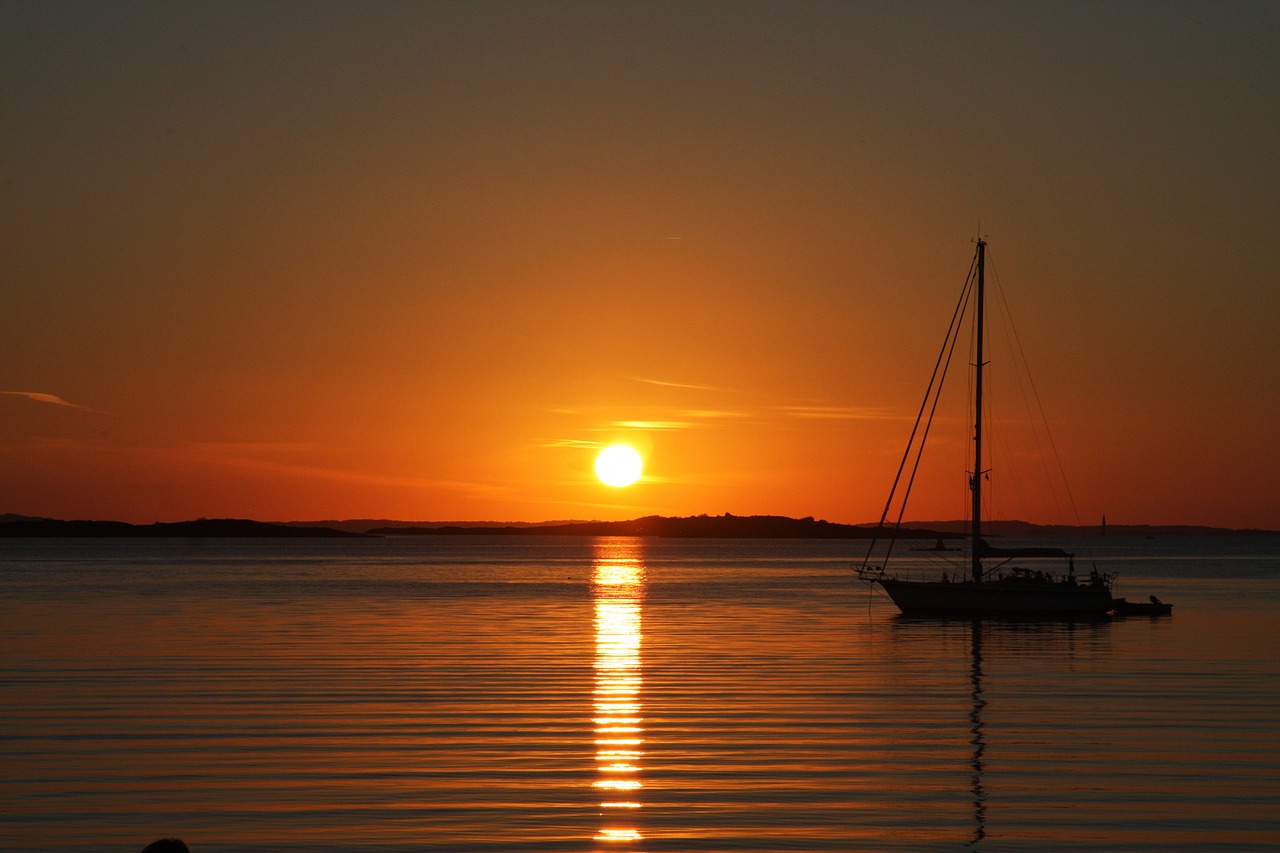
left=971, top=239, right=987, bottom=584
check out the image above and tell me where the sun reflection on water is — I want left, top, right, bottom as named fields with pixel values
left=592, top=539, right=646, bottom=845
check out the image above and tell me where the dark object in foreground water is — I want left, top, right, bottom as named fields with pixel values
left=141, top=840, right=189, bottom=853
left=1112, top=596, right=1174, bottom=616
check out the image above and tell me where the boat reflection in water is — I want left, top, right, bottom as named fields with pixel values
left=967, top=621, right=987, bottom=846
left=889, top=617, right=1114, bottom=847
left=592, top=539, right=646, bottom=846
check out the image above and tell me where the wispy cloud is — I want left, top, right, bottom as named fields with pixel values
left=543, top=438, right=601, bottom=449
left=163, top=441, right=510, bottom=497
left=610, top=420, right=695, bottom=431
left=608, top=409, right=750, bottom=429
left=780, top=405, right=898, bottom=420
left=172, top=440, right=326, bottom=455
left=14, top=436, right=508, bottom=498
left=680, top=409, right=748, bottom=421
left=2, top=391, right=100, bottom=412
left=626, top=376, right=725, bottom=392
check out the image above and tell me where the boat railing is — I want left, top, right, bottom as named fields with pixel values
left=852, top=562, right=888, bottom=583
left=854, top=556, right=1116, bottom=589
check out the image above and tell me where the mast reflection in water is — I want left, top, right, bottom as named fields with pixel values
left=592, top=539, right=646, bottom=846
left=968, top=622, right=987, bottom=846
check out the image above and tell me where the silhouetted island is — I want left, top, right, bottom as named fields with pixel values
left=903, top=519, right=1280, bottom=537
left=367, top=514, right=1277, bottom=538
left=2, top=512, right=1273, bottom=539
left=369, top=514, right=957, bottom=539
left=0, top=517, right=363, bottom=537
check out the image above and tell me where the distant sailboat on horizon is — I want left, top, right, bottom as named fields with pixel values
left=855, top=239, right=1117, bottom=617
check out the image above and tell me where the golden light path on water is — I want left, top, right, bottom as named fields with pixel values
left=592, top=539, right=646, bottom=845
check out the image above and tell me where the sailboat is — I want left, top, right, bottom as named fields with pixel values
left=855, top=239, right=1116, bottom=617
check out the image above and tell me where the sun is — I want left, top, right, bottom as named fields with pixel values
left=595, top=444, right=643, bottom=487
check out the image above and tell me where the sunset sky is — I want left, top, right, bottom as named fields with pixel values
left=3, top=2, right=1277, bottom=528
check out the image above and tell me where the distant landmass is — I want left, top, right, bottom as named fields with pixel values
left=367, top=514, right=1277, bottom=538
left=278, top=518, right=579, bottom=534
left=902, top=519, right=1280, bottom=537
left=1, top=512, right=1274, bottom=538
left=367, top=514, right=936, bottom=539
left=0, top=516, right=362, bottom=538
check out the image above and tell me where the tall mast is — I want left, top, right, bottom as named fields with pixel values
left=971, top=239, right=987, bottom=584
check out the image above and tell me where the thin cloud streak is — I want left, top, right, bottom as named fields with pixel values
left=163, top=441, right=507, bottom=496
left=544, top=438, right=602, bottom=450
left=611, top=420, right=694, bottom=431
left=681, top=409, right=748, bottom=420
left=591, top=410, right=751, bottom=431
left=7, top=436, right=507, bottom=499
left=780, top=405, right=899, bottom=420
left=626, top=376, right=725, bottom=392
left=2, top=391, right=102, bottom=412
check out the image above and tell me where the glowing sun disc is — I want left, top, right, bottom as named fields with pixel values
left=595, top=445, right=643, bottom=487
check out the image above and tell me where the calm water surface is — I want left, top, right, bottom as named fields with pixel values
left=2, top=535, right=1278, bottom=852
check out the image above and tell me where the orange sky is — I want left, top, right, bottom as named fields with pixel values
left=3, top=3, right=1278, bottom=528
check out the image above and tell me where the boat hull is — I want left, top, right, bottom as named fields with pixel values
left=878, top=578, right=1114, bottom=617
left=1112, top=598, right=1173, bottom=616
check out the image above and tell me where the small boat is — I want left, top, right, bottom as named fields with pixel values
left=855, top=239, right=1117, bottom=617
left=1112, top=596, right=1173, bottom=616
left=912, top=537, right=958, bottom=552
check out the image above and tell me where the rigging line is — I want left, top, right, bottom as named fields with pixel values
left=979, top=299, right=1035, bottom=525
left=988, top=257, right=1062, bottom=522
left=860, top=250, right=978, bottom=569
left=987, top=249, right=1085, bottom=527
left=988, top=400, right=1034, bottom=522
left=999, top=296, right=1048, bottom=521
left=889, top=269, right=974, bottom=558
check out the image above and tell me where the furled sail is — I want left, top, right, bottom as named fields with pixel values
left=976, top=539, right=1073, bottom=560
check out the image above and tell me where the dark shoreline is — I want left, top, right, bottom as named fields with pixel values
left=369, top=515, right=926, bottom=539
left=2, top=512, right=1274, bottom=538
left=0, top=518, right=364, bottom=538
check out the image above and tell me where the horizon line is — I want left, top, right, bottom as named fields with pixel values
left=3, top=511, right=1275, bottom=535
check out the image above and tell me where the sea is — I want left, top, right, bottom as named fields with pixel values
left=2, top=534, right=1277, bottom=852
